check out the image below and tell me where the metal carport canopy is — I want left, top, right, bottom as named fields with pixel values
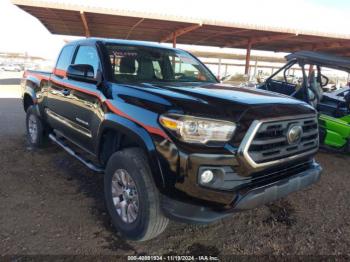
left=12, top=0, right=350, bottom=73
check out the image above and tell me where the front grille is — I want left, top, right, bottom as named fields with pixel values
left=247, top=116, right=319, bottom=164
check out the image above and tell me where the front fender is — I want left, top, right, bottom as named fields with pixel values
left=96, top=113, right=166, bottom=189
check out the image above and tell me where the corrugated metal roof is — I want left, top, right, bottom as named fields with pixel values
left=12, top=0, right=350, bottom=56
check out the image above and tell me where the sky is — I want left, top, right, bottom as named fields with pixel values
left=1, top=0, right=350, bottom=60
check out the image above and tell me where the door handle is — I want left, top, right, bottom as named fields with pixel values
left=62, top=89, right=70, bottom=96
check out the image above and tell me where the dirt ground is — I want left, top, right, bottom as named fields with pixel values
left=0, top=73, right=349, bottom=257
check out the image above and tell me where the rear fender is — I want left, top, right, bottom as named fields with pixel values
left=26, top=75, right=41, bottom=88
left=22, top=80, right=41, bottom=116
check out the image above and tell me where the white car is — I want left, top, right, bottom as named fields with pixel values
left=3, top=65, right=21, bottom=72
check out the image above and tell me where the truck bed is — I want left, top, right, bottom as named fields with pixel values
left=23, top=69, right=52, bottom=81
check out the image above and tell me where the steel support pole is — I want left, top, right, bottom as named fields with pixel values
left=245, top=40, right=252, bottom=75
left=253, top=57, right=258, bottom=77
left=218, top=58, right=222, bottom=78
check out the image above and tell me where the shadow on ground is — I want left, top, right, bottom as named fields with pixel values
left=0, top=78, right=21, bottom=85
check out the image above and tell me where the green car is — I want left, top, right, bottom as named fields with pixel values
left=258, top=51, right=350, bottom=152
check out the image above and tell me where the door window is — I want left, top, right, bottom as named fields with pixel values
left=73, top=46, right=100, bottom=77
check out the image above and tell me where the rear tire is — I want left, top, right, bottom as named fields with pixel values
left=26, top=105, right=48, bottom=148
left=345, top=139, right=350, bottom=153
left=104, top=147, right=168, bottom=241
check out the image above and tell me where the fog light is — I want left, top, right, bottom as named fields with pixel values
left=200, top=170, right=214, bottom=184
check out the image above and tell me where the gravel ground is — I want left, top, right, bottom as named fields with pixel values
left=0, top=76, right=349, bottom=257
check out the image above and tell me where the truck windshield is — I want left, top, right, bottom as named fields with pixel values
left=105, top=44, right=217, bottom=84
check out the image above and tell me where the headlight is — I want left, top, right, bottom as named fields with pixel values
left=159, top=114, right=236, bottom=144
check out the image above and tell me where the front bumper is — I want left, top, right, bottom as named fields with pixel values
left=161, top=161, right=321, bottom=224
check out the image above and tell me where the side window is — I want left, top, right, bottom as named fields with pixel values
left=73, top=46, right=100, bottom=77
left=55, top=45, right=74, bottom=76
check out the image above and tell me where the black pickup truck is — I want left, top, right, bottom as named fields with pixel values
left=21, top=38, right=322, bottom=241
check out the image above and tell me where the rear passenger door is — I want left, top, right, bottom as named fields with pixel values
left=47, top=44, right=104, bottom=153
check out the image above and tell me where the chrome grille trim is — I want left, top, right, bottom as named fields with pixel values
left=237, top=114, right=319, bottom=170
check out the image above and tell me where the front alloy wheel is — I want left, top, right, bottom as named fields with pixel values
left=104, top=148, right=169, bottom=241
left=111, top=169, right=139, bottom=224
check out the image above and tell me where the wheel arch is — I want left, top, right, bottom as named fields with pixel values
left=22, top=77, right=42, bottom=116
left=23, top=92, right=34, bottom=112
left=96, top=114, right=166, bottom=189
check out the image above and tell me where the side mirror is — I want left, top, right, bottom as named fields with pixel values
left=66, top=64, right=96, bottom=83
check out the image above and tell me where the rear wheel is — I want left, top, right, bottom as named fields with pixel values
left=26, top=106, right=48, bottom=148
left=104, top=148, right=168, bottom=241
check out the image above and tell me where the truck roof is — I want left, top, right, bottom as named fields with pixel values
left=68, top=37, right=175, bottom=50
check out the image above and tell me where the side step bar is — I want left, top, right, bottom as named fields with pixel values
left=49, top=134, right=104, bottom=173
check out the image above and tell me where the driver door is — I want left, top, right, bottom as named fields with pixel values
left=48, top=44, right=103, bottom=153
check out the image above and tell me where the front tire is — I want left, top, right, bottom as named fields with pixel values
left=26, top=106, right=47, bottom=148
left=104, top=148, right=168, bottom=241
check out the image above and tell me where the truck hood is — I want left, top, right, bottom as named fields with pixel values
left=113, top=81, right=315, bottom=122
left=141, top=82, right=303, bottom=105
